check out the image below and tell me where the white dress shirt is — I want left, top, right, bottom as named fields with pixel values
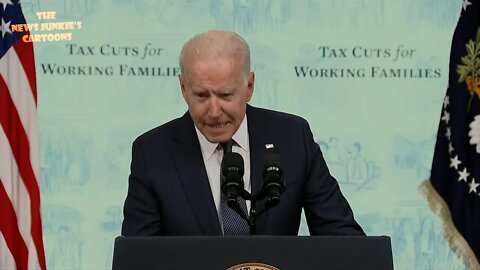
left=194, top=115, right=251, bottom=225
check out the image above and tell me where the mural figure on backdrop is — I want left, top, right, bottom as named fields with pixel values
left=392, top=217, right=416, bottom=269
left=415, top=217, right=435, bottom=269
left=43, top=205, right=84, bottom=269
left=102, top=206, right=123, bottom=268
left=394, top=135, right=435, bottom=179
left=251, top=46, right=281, bottom=107
left=104, top=142, right=129, bottom=189
left=41, top=133, right=92, bottom=194
left=345, top=142, right=369, bottom=184
left=317, top=138, right=380, bottom=190
left=210, top=0, right=289, bottom=31
left=386, top=209, right=464, bottom=269
left=327, top=136, right=344, bottom=164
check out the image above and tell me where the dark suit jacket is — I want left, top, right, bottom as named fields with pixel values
left=122, top=105, right=364, bottom=236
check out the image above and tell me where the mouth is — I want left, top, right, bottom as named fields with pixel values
left=211, top=123, right=227, bottom=129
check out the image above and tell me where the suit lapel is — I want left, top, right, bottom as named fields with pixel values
left=171, top=112, right=222, bottom=235
left=246, top=105, right=269, bottom=233
left=171, top=106, right=271, bottom=235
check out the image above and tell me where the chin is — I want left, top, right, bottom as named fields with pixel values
left=205, top=133, right=233, bottom=144
left=207, top=136, right=227, bottom=144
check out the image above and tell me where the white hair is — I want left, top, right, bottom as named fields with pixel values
left=179, top=30, right=251, bottom=76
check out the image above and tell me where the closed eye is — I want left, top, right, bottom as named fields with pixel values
left=220, top=89, right=236, bottom=99
left=193, top=91, right=209, bottom=99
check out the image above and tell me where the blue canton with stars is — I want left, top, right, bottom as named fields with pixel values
left=0, top=0, right=27, bottom=59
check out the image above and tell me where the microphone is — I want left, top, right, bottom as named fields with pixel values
left=221, top=152, right=245, bottom=204
left=262, top=153, right=285, bottom=206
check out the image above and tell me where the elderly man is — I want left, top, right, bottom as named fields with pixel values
left=121, top=30, right=364, bottom=236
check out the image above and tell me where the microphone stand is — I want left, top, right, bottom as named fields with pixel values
left=248, top=199, right=257, bottom=235
left=230, top=190, right=280, bottom=235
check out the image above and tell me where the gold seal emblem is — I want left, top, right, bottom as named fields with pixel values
left=227, top=262, right=279, bottom=270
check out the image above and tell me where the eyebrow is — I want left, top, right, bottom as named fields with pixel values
left=191, top=87, right=237, bottom=94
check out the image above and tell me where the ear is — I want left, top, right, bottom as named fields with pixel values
left=245, top=71, right=255, bottom=102
left=179, top=74, right=189, bottom=104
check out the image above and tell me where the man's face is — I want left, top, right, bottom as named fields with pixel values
left=179, top=56, right=254, bottom=143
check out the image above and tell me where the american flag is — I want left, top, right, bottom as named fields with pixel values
left=420, top=0, right=480, bottom=269
left=0, top=0, right=46, bottom=269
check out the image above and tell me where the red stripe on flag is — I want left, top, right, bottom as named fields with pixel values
left=13, top=35, right=37, bottom=104
left=0, top=77, right=46, bottom=270
left=0, top=180, right=29, bottom=270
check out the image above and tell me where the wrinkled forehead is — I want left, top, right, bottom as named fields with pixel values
left=182, top=57, right=249, bottom=89
left=184, top=52, right=243, bottom=72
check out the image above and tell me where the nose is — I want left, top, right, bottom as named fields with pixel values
left=208, top=97, right=222, bottom=118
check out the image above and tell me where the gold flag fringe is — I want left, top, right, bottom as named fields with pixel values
left=419, top=179, right=480, bottom=270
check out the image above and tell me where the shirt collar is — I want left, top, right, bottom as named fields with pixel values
left=195, top=115, right=249, bottom=160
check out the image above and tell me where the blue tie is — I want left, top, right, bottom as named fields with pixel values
left=220, top=140, right=250, bottom=235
